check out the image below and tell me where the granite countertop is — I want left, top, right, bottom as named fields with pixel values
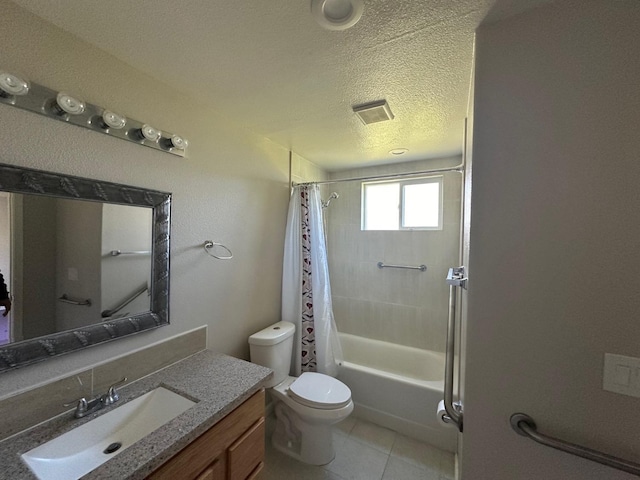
left=0, top=351, right=272, bottom=480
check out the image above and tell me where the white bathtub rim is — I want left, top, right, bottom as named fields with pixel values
left=339, top=360, right=444, bottom=392
left=339, top=332, right=446, bottom=382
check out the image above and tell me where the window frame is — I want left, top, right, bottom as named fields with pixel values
left=361, top=175, right=444, bottom=231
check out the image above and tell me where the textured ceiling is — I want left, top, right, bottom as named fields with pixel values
left=10, top=0, right=546, bottom=170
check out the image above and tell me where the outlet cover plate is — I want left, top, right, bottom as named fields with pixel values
left=603, top=353, right=640, bottom=398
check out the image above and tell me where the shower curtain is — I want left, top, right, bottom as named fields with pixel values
left=282, top=184, right=342, bottom=377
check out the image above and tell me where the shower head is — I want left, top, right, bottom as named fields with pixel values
left=322, top=192, right=340, bottom=208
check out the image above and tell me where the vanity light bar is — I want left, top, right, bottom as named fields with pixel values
left=0, top=71, right=188, bottom=157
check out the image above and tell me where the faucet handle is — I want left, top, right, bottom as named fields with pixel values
left=63, top=397, right=88, bottom=415
left=104, top=377, right=128, bottom=405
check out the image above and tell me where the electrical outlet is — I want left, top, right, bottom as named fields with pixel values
left=603, top=353, right=640, bottom=398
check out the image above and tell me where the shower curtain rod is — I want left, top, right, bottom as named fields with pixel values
left=293, top=164, right=464, bottom=187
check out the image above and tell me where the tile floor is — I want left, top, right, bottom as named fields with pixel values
left=262, top=415, right=455, bottom=480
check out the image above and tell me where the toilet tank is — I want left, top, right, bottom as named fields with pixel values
left=248, top=321, right=295, bottom=388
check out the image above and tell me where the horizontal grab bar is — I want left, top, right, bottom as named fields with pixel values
left=109, top=250, right=151, bottom=256
left=511, top=413, right=640, bottom=476
left=58, top=294, right=92, bottom=307
left=377, top=262, right=426, bottom=272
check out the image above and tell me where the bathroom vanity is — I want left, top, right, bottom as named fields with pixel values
left=0, top=351, right=272, bottom=480
left=148, top=389, right=265, bottom=480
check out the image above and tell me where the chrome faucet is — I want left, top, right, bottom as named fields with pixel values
left=64, top=377, right=127, bottom=418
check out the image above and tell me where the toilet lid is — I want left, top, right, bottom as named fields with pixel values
left=287, top=372, right=352, bottom=409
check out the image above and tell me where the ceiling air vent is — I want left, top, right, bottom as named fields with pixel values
left=352, top=100, right=394, bottom=125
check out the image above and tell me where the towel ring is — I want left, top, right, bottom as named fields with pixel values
left=203, top=240, right=233, bottom=260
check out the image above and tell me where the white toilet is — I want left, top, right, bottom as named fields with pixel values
left=249, top=321, right=353, bottom=465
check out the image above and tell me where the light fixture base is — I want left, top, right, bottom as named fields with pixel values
left=311, top=0, right=364, bottom=31
left=0, top=74, right=186, bottom=157
left=389, top=148, right=409, bottom=156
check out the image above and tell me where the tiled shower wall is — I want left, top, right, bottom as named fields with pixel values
left=326, top=156, right=462, bottom=353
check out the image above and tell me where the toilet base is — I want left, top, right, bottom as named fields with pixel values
left=272, top=402, right=336, bottom=465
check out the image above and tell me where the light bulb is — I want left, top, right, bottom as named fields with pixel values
left=161, top=134, right=188, bottom=151
left=139, top=124, right=162, bottom=142
left=102, top=110, right=127, bottom=129
left=55, top=93, right=86, bottom=115
left=0, top=72, right=29, bottom=97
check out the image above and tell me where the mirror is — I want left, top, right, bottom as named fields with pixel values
left=1, top=194, right=153, bottom=341
left=0, top=162, right=171, bottom=372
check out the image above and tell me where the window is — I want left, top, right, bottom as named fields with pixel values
left=361, top=176, right=443, bottom=231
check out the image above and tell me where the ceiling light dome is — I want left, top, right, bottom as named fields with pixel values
left=311, top=0, right=364, bottom=31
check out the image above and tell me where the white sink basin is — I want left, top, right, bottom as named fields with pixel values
left=22, top=387, right=196, bottom=480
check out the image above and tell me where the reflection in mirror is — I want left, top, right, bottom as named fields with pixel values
left=0, top=194, right=152, bottom=345
left=0, top=162, right=171, bottom=372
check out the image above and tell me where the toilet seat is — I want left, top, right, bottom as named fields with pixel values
left=287, top=372, right=352, bottom=410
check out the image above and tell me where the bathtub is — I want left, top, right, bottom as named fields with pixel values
left=338, top=333, right=457, bottom=452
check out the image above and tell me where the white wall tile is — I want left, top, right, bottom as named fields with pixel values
left=328, top=157, right=461, bottom=353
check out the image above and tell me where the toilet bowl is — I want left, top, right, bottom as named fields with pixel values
left=270, top=373, right=353, bottom=464
left=248, top=321, right=353, bottom=465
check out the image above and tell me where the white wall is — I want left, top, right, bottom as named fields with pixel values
left=21, top=195, right=58, bottom=339
left=55, top=199, right=103, bottom=330
left=0, top=0, right=291, bottom=397
left=463, top=1, right=640, bottom=478
left=0, top=193, right=11, bottom=342
left=290, top=152, right=328, bottom=185
left=0, top=195, right=9, bottom=281
left=101, top=204, right=153, bottom=318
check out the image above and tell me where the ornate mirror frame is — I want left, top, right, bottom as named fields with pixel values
left=0, top=162, right=171, bottom=372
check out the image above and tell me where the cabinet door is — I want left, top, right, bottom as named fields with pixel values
left=148, top=389, right=264, bottom=480
left=228, top=417, right=265, bottom=480
left=246, top=462, right=264, bottom=480
left=195, top=457, right=226, bottom=480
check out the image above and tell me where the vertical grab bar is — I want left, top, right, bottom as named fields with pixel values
left=443, top=267, right=467, bottom=432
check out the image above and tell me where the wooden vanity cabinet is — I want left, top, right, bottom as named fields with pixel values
left=148, top=389, right=265, bottom=480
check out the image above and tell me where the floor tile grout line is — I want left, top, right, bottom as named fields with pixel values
left=345, top=433, right=396, bottom=456
left=347, top=418, right=398, bottom=456
left=389, top=427, right=400, bottom=455
left=380, top=451, right=392, bottom=480
left=264, top=415, right=454, bottom=480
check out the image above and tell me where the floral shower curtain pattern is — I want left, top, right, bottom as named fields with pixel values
left=282, top=184, right=342, bottom=377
